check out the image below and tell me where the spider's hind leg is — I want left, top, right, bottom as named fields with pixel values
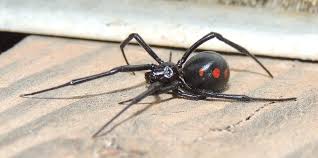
left=194, top=90, right=296, bottom=102
left=171, top=89, right=206, bottom=100
left=177, top=32, right=273, bottom=78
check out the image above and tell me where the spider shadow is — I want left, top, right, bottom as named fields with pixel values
left=96, top=95, right=175, bottom=137
left=20, top=82, right=146, bottom=100
left=230, top=68, right=270, bottom=78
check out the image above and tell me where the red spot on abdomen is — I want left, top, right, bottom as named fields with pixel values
left=212, top=68, right=220, bottom=79
left=199, top=68, right=205, bottom=77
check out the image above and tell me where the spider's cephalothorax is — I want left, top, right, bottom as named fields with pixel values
left=183, top=52, right=230, bottom=92
left=145, top=62, right=179, bottom=84
left=20, top=32, right=296, bottom=138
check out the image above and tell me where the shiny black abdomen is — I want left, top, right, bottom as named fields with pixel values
left=183, top=52, right=230, bottom=92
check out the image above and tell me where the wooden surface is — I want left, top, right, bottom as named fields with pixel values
left=0, top=36, right=318, bottom=158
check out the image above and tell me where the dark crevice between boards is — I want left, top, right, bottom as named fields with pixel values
left=0, top=31, right=29, bottom=54
left=209, top=101, right=275, bottom=133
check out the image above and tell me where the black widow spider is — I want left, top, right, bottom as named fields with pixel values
left=21, top=32, right=296, bottom=137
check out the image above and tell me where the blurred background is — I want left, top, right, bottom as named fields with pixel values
left=186, top=0, right=318, bottom=13
left=1, top=0, right=317, bottom=59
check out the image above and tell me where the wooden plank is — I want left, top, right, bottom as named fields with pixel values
left=0, top=35, right=318, bottom=158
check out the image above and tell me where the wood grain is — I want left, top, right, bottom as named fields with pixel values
left=0, top=36, right=317, bottom=158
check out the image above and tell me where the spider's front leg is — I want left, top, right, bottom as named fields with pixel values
left=120, top=33, right=164, bottom=66
left=92, top=81, right=180, bottom=138
left=20, top=64, right=155, bottom=97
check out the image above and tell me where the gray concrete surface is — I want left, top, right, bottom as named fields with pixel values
left=0, top=36, right=318, bottom=158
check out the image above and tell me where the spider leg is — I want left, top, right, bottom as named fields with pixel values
left=193, top=90, right=296, bottom=102
left=168, top=51, right=173, bottom=62
left=20, top=64, right=155, bottom=97
left=92, top=81, right=179, bottom=138
left=177, top=32, right=273, bottom=78
left=118, top=79, right=180, bottom=105
left=120, top=33, right=164, bottom=66
left=171, top=89, right=206, bottom=100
